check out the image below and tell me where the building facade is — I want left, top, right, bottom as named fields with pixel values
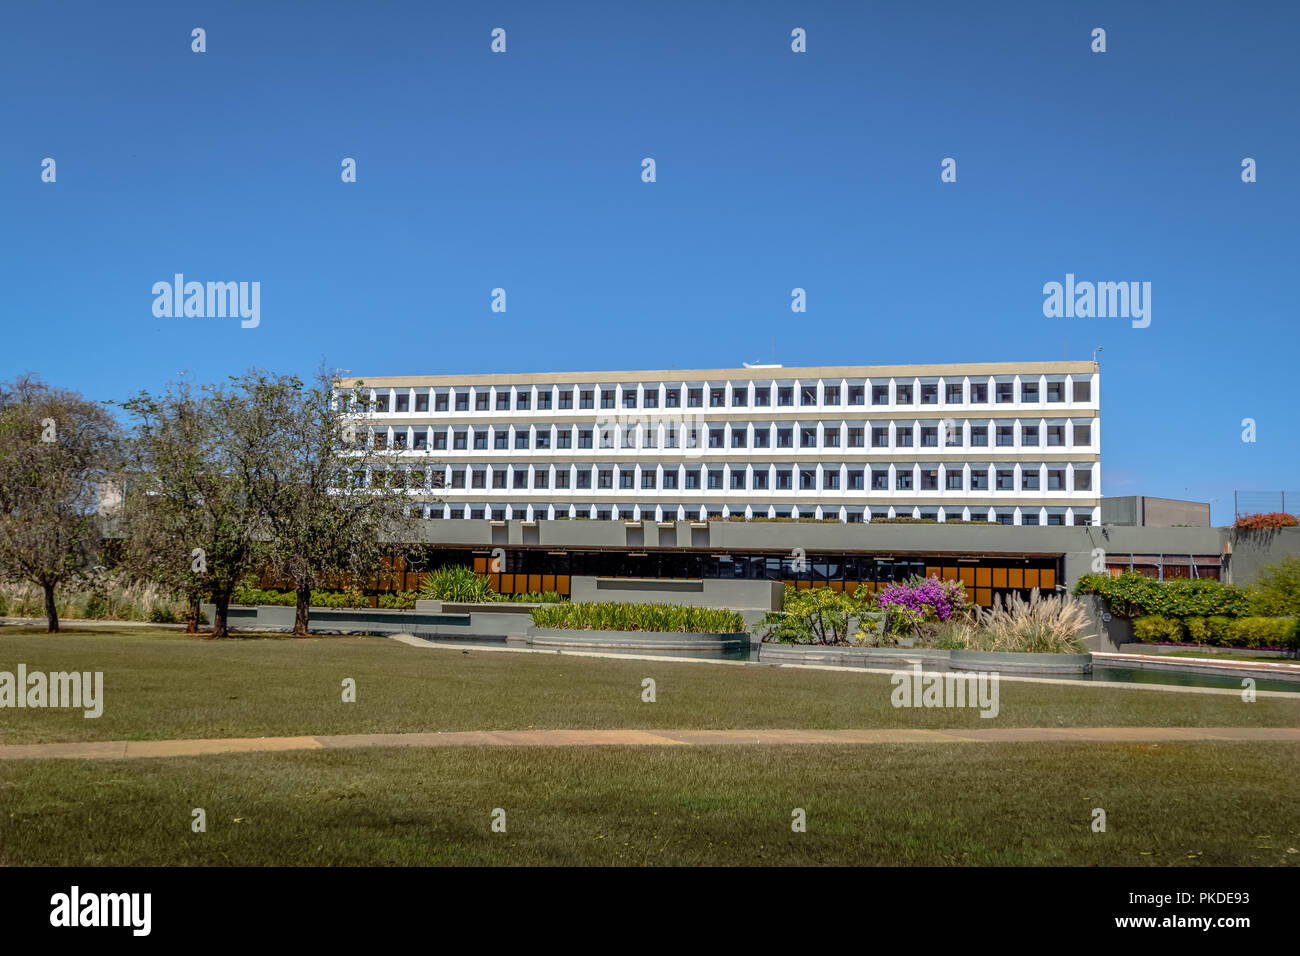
left=340, top=361, right=1101, bottom=526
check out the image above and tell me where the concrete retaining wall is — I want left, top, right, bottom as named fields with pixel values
left=569, top=576, right=783, bottom=612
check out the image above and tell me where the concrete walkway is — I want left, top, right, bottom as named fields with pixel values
left=1, top=726, right=1296, bottom=761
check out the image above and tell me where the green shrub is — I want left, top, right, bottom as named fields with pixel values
left=1074, top=571, right=1251, bottom=619
left=1249, top=558, right=1300, bottom=617
left=378, top=590, right=417, bottom=610
left=1183, top=615, right=1234, bottom=646
left=1226, top=617, right=1299, bottom=649
left=1132, top=615, right=1187, bottom=644
left=418, top=566, right=496, bottom=603
left=531, top=602, right=744, bottom=633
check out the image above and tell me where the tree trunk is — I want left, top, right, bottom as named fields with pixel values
left=212, top=590, right=231, bottom=638
left=294, top=585, right=311, bottom=636
left=44, top=582, right=59, bottom=633
left=185, top=597, right=201, bottom=634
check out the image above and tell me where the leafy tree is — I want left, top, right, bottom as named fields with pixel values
left=230, top=367, right=414, bottom=635
left=117, top=379, right=269, bottom=638
left=0, top=376, right=121, bottom=632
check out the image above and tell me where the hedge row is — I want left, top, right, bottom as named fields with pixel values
left=1132, top=615, right=1299, bottom=649
left=1074, top=571, right=1253, bottom=618
left=530, top=602, right=745, bottom=633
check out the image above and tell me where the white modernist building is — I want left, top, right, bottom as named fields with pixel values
left=340, top=361, right=1101, bottom=526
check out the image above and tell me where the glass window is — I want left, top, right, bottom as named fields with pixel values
left=1073, top=381, right=1091, bottom=402
left=970, top=383, right=988, bottom=403
left=1021, top=382, right=1039, bottom=402
left=896, top=384, right=913, bottom=404
left=872, top=385, right=889, bottom=405
left=848, top=386, right=865, bottom=405
left=754, top=387, right=770, bottom=406
left=995, top=383, right=1014, bottom=403
left=777, top=387, right=794, bottom=406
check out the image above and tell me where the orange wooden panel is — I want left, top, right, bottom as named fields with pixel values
left=473, top=557, right=487, bottom=573
left=942, top=567, right=959, bottom=582
left=557, top=575, right=570, bottom=595
left=528, top=574, right=542, bottom=593
left=976, top=567, right=991, bottom=588
left=542, top=574, right=556, bottom=593
left=783, top=580, right=796, bottom=590
left=812, top=581, right=827, bottom=589
left=959, top=567, right=975, bottom=587
left=829, top=581, right=843, bottom=592
left=1008, top=568, right=1024, bottom=589
left=489, top=573, right=501, bottom=593
left=1024, top=569, right=1039, bottom=589
left=925, top=566, right=940, bottom=580
left=1041, top=568, right=1056, bottom=589
left=964, top=587, right=975, bottom=604
left=976, top=588, right=992, bottom=607
left=499, top=573, right=515, bottom=593
left=991, top=568, right=1007, bottom=589
left=796, top=580, right=811, bottom=590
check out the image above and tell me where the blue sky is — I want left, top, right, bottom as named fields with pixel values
left=1, top=1, right=1296, bottom=524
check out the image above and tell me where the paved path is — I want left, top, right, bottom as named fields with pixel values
left=1, top=726, right=1296, bottom=761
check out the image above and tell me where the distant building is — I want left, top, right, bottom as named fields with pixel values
left=1101, top=496, right=1210, bottom=528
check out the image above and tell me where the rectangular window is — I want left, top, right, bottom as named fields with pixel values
left=451, top=470, right=466, bottom=489
left=730, top=471, right=745, bottom=490
left=996, top=382, right=1014, bottom=403
left=1073, top=381, right=1091, bottom=402
left=1074, top=470, right=1093, bottom=491
left=598, top=470, right=612, bottom=489
left=824, top=428, right=840, bottom=448
left=800, top=386, right=817, bottom=406
left=576, top=470, right=591, bottom=489
left=434, top=394, right=448, bottom=412
left=896, top=471, right=913, bottom=490
left=871, top=427, right=889, bottom=448
left=394, top=394, right=409, bottom=413
left=663, top=471, right=678, bottom=490
left=848, top=427, right=865, bottom=448
left=475, top=393, right=488, bottom=411
left=800, top=427, right=817, bottom=448
left=623, top=391, right=637, bottom=409
left=776, top=470, right=792, bottom=490
left=921, top=426, right=938, bottom=447
left=777, top=428, right=793, bottom=448
left=472, top=432, right=487, bottom=451
left=557, top=431, right=571, bottom=449
left=685, top=471, right=700, bottom=490
left=688, top=388, right=703, bottom=407
left=416, top=394, right=429, bottom=412
left=709, top=428, right=724, bottom=449
left=970, top=471, right=988, bottom=490
left=872, top=385, right=889, bottom=405
left=516, top=392, right=530, bottom=410
left=453, top=432, right=467, bottom=450
left=1022, top=472, right=1040, bottom=490
left=1022, top=513, right=1039, bottom=526
left=494, top=433, right=507, bottom=450
left=731, top=430, right=747, bottom=448
left=644, top=391, right=658, bottom=408
left=921, top=469, right=939, bottom=490
left=896, top=384, right=913, bottom=404
left=1046, top=425, right=1064, bottom=446
left=921, top=384, right=938, bottom=405
left=996, top=470, right=1015, bottom=491
left=707, top=470, right=723, bottom=490
left=580, top=391, right=594, bottom=409
left=970, top=383, right=988, bottom=403
left=848, top=385, right=865, bottom=405
left=535, top=472, right=549, bottom=489
left=753, top=429, right=769, bottom=448
left=601, top=390, right=615, bottom=409
left=777, top=387, right=794, bottom=406
left=824, top=386, right=840, bottom=405
left=754, top=387, right=770, bottom=406
left=872, top=470, right=890, bottom=490
left=996, top=426, right=1015, bottom=447
left=413, top=432, right=428, bottom=450
left=800, top=469, right=817, bottom=490
left=496, top=393, right=510, bottom=411
left=642, top=472, right=656, bottom=489
left=555, top=471, right=570, bottom=489
left=970, top=426, right=988, bottom=447
left=1021, top=425, right=1039, bottom=446
left=1047, top=382, right=1064, bottom=403
left=1048, top=469, right=1065, bottom=491
left=433, top=433, right=447, bottom=451
left=665, top=388, right=680, bottom=408
left=1021, top=382, right=1039, bottom=403
left=1047, top=514, right=1064, bottom=526
left=515, top=433, right=530, bottom=449
left=455, top=392, right=469, bottom=411
left=896, top=427, right=913, bottom=447
left=710, top=388, right=725, bottom=408
left=731, top=387, right=748, bottom=407
left=558, top=390, right=573, bottom=410
left=493, top=472, right=506, bottom=489
left=1073, top=423, right=1091, bottom=446
left=849, top=469, right=865, bottom=490
left=998, top=513, right=1015, bottom=526
left=512, top=469, right=528, bottom=489
left=536, top=432, right=551, bottom=450
left=825, top=472, right=840, bottom=490
left=579, top=429, right=593, bottom=449
left=945, top=471, right=964, bottom=490
left=946, top=384, right=963, bottom=404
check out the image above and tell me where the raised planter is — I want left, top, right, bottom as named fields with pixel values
left=948, top=649, right=1092, bottom=674
left=756, top=643, right=950, bottom=668
left=1117, top=642, right=1296, bottom=660
left=524, top=627, right=748, bottom=651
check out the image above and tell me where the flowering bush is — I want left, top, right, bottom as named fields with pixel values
left=875, top=575, right=969, bottom=635
left=1234, top=512, right=1298, bottom=530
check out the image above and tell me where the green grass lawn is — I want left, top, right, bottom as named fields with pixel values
left=1, top=743, right=1295, bottom=865
left=0, top=626, right=1297, bottom=745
